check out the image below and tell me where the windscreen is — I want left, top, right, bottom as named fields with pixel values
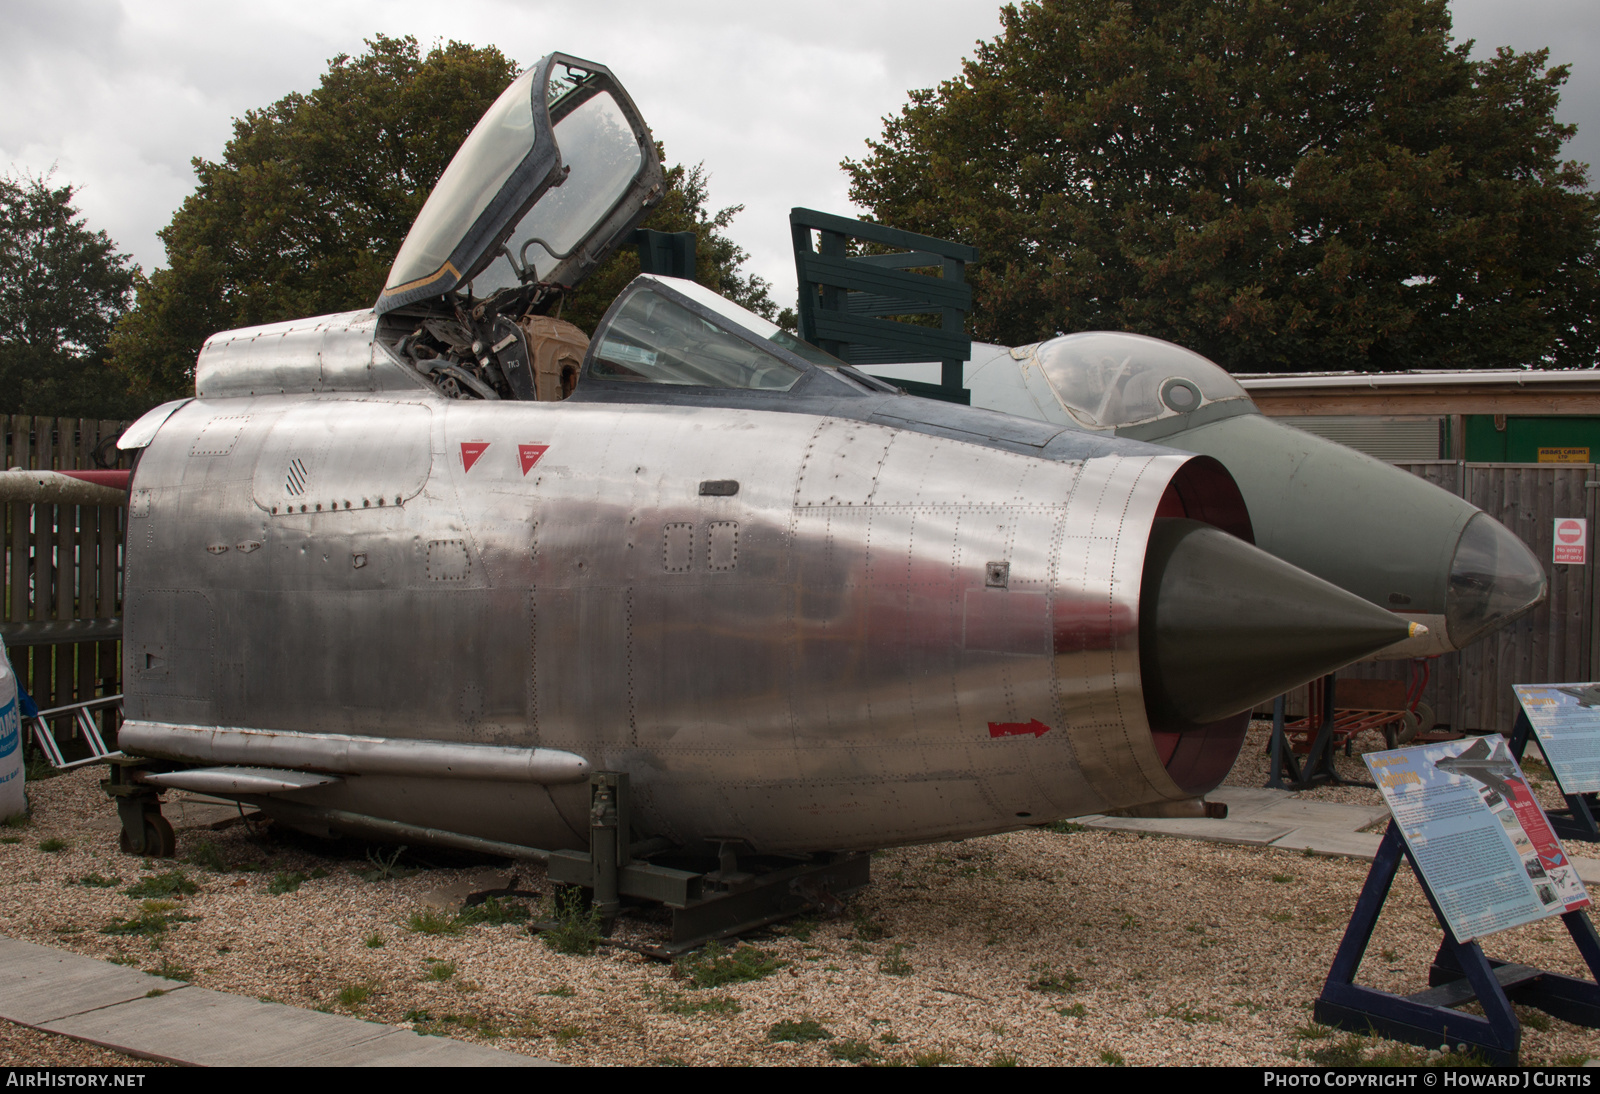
left=589, top=288, right=804, bottom=390
left=1034, top=332, right=1250, bottom=430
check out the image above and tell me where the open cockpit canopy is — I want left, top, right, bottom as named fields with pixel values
left=377, top=53, right=663, bottom=315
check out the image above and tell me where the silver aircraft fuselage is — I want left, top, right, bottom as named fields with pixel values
left=121, top=312, right=1240, bottom=855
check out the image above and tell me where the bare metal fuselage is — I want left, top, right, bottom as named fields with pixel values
left=121, top=312, right=1211, bottom=855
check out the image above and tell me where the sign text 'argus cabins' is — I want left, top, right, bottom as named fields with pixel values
left=1365, top=737, right=1588, bottom=943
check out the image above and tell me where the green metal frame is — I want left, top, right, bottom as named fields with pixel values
left=790, top=208, right=978, bottom=405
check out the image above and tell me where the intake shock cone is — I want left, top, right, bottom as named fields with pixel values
left=1141, top=518, right=1414, bottom=730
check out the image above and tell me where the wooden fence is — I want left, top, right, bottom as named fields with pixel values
left=1339, top=461, right=1596, bottom=733
left=0, top=417, right=133, bottom=732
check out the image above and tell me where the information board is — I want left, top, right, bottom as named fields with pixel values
left=1366, top=737, right=1589, bottom=942
left=1515, top=683, right=1600, bottom=795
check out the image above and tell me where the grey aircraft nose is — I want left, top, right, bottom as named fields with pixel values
left=1445, top=512, right=1548, bottom=649
left=1140, top=519, right=1416, bottom=728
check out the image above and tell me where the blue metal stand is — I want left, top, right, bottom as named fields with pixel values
left=1508, top=710, right=1600, bottom=842
left=1266, top=675, right=1342, bottom=790
left=1315, top=822, right=1600, bottom=1064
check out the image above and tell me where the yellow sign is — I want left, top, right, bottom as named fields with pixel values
left=1539, top=447, right=1591, bottom=463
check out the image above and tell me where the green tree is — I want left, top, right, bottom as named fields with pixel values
left=844, top=0, right=1600, bottom=371
left=0, top=174, right=142, bottom=418
left=110, top=34, right=518, bottom=399
left=112, top=35, right=776, bottom=398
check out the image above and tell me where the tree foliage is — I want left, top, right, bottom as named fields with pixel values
left=0, top=174, right=142, bottom=418
left=843, top=0, right=1600, bottom=371
left=111, top=35, right=775, bottom=399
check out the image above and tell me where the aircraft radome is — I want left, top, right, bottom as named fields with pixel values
left=952, top=334, right=1547, bottom=661
left=106, top=53, right=1414, bottom=898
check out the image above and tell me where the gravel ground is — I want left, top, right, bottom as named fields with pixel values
left=2, top=734, right=1598, bottom=1068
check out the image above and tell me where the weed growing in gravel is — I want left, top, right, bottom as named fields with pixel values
left=124, top=870, right=198, bottom=898
left=655, top=1056, right=687, bottom=1066
left=268, top=871, right=309, bottom=895
left=768, top=1018, right=832, bottom=1043
left=0, top=836, right=19, bottom=844
left=186, top=839, right=228, bottom=872
left=779, top=917, right=817, bottom=941
left=1043, top=821, right=1086, bottom=834
left=424, top=960, right=457, bottom=982
left=1099, top=1050, right=1126, bottom=1066
left=1301, top=1031, right=1484, bottom=1067
left=360, top=845, right=420, bottom=882
left=829, top=1039, right=877, bottom=1063
left=457, top=896, right=533, bottom=927
left=878, top=943, right=914, bottom=976
left=879, top=1031, right=901, bottom=1045
left=37, top=837, right=68, bottom=852
left=336, top=982, right=375, bottom=1008
left=1163, top=1003, right=1223, bottom=1024
left=1291, top=1021, right=1335, bottom=1040
left=1057, top=1003, right=1088, bottom=1018
left=1271, top=874, right=1295, bottom=884
left=539, top=888, right=602, bottom=955
left=107, top=954, right=138, bottom=967
left=1028, top=963, right=1081, bottom=995
left=72, top=873, right=120, bottom=888
left=2, top=810, right=29, bottom=830
left=1379, top=947, right=1398, bottom=962
left=537, top=985, right=576, bottom=997
left=553, top=1026, right=585, bottom=1046
left=851, top=905, right=888, bottom=941
left=100, top=903, right=199, bottom=937
left=407, top=908, right=463, bottom=936
left=1515, top=1005, right=1552, bottom=1032
left=658, top=991, right=741, bottom=1017
left=912, top=1050, right=953, bottom=1066
left=990, top=1053, right=1019, bottom=1067
left=144, top=988, right=166, bottom=998
left=364, top=933, right=385, bottom=948
left=152, top=958, right=191, bottom=981
left=674, top=942, right=786, bottom=988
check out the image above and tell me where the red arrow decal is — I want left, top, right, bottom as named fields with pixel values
left=518, top=444, right=549, bottom=476
left=460, top=441, right=490, bottom=473
left=988, top=719, right=1051, bottom=739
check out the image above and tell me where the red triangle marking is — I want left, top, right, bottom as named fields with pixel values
left=460, top=441, right=490, bottom=473
left=518, top=444, right=550, bottom=476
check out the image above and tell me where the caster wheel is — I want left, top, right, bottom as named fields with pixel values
left=119, top=814, right=176, bottom=858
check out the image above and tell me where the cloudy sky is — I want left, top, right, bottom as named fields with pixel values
left=4, top=0, right=1597, bottom=308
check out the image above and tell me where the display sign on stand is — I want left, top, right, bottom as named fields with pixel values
left=1315, top=735, right=1600, bottom=1064
left=1510, top=684, right=1600, bottom=841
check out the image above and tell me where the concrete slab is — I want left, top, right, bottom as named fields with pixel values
left=1567, top=855, right=1600, bottom=887
left=1079, top=815, right=1296, bottom=846
left=1206, top=786, right=1293, bottom=814
left=0, top=934, right=553, bottom=1066
left=0, top=935, right=180, bottom=1024
left=1270, top=828, right=1385, bottom=861
left=41, top=987, right=550, bottom=1066
left=415, top=867, right=516, bottom=911
left=1246, top=799, right=1390, bottom=832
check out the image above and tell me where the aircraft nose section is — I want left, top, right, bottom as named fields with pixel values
left=1445, top=512, right=1547, bottom=649
left=1140, top=519, right=1414, bottom=728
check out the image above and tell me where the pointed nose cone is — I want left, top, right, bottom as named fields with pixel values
left=1446, top=512, right=1547, bottom=649
left=1141, top=520, right=1413, bottom=728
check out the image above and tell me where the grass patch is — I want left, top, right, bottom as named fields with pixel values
left=123, top=870, right=197, bottom=898
left=359, top=845, right=420, bottom=882
left=2, top=810, right=30, bottom=830
left=990, top=1053, right=1019, bottom=1067
left=878, top=943, right=913, bottom=976
left=100, top=904, right=199, bottom=937
left=457, top=896, right=533, bottom=928
left=72, top=873, right=121, bottom=888
left=1043, top=820, right=1086, bottom=834
left=767, top=1018, right=832, bottom=1043
left=267, top=871, right=308, bottom=895
left=424, top=960, right=457, bottom=982
left=675, top=942, right=786, bottom=989
left=538, top=985, right=575, bottom=997
left=659, top=992, right=741, bottom=1017
left=1163, top=1003, right=1223, bottom=1024
left=539, top=888, right=603, bottom=955
left=830, top=1039, right=878, bottom=1063
left=335, top=982, right=374, bottom=1008
left=37, top=837, right=68, bottom=852
left=0, top=836, right=19, bottom=844
left=1271, top=874, right=1295, bottom=884
left=185, top=839, right=228, bottom=872
left=851, top=906, right=888, bottom=941
left=144, top=988, right=166, bottom=998
left=1100, top=1049, right=1125, bottom=1066
left=913, top=1050, right=953, bottom=1066
left=1057, top=1003, right=1088, bottom=1018
left=406, top=908, right=464, bottom=936
left=364, top=933, right=385, bottom=949
left=553, top=1026, right=584, bottom=1046
left=152, top=958, right=190, bottom=981
left=1028, top=964, right=1081, bottom=995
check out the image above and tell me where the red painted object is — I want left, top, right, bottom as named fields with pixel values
left=57, top=470, right=130, bottom=490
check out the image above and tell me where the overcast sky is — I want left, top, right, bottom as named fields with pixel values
left=3, top=0, right=1597, bottom=310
